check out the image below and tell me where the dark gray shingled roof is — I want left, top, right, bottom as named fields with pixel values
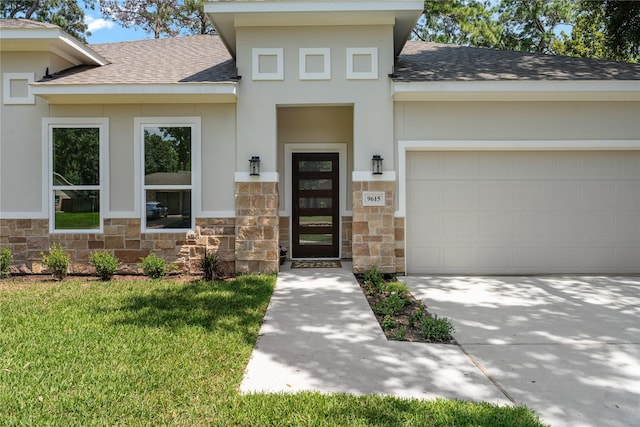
left=395, top=41, right=640, bottom=82
left=37, top=35, right=237, bottom=84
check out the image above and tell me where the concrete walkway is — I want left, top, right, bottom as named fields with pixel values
left=240, top=262, right=509, bottom=403
left=240, top=265, right=640, bottom=427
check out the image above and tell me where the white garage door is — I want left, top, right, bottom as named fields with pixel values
left=406, top=151, right=640, bottom=274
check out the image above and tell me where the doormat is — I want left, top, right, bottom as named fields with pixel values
left=290, top=260, right=342, bottom=269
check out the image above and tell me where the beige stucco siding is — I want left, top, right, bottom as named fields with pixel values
left=394, top=101, right=640, bottom=143
left=236, top=25, right=395, bottom=173
left=0, top=52, right=51, bottom=215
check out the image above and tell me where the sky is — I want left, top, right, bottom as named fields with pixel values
left=83, top=7, right=148, bottom=44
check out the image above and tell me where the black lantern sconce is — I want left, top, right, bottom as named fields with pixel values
left=249, top=156, right=261, bottom=176
left=372, top=155, right=383, bottom=175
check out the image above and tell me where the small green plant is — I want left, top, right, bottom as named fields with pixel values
left=381, top=315, right=395, bottom=330
left=139, top=253, right=167, bottom=279
left=89, top=251, right=119, bottom=281
left=408, top=304, right=429, bottom=328
left=363, top=268, right=385, bottom=287
left=372, top=292, right=409, bottom=317
left=382, top=281, right=410, bottom=295
left=200, top=250, right=221, bottom=281
left=395, top=325, right=407, bottom=341
left=0, top=247, right=13, bottom=278
left=41, top=243, right=70, bottom=280
left=419, top=313, right=454, bottom=342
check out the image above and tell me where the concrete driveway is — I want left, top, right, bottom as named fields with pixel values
left=403, top=275, right=640, bottom=427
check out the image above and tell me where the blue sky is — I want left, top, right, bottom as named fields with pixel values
left=83, top=7, right=148, bottom=44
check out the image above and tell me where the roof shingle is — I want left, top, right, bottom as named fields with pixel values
left=395, top=41, right=640, bottom=82
left=38, top=35, right=236, bottom=85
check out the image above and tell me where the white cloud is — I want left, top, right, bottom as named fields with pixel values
left=85, top=16, right=114, bottom=32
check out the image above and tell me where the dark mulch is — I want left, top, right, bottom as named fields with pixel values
left=354, top=274, right=456, bottom=344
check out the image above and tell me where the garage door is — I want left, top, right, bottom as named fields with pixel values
left=406, top=151, right=640, bottom=274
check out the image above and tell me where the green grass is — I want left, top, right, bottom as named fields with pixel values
left=54, top=212, right=100, bottom=229
left=0, top=277, right=548, bottom=426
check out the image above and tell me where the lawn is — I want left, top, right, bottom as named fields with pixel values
left=0, top=276, right=547, bottom=426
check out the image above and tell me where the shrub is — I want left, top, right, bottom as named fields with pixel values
left=363, top=268, right=384, bottom=287
left=372, top=292, right=409, bottom=317
left=419, top=313, right=454, bottom=342
left=0, top=247, right=13, bottom=278
left=382, top=281, right=410, bottom=295
left=139, top=253, right=167, bottom=280
left=41, top=243, right=70, bottom=280
left=395, top=325, right=407, bottom=341
left=200, top=251, right=221, bottom=281
left=381, top=315, right=395, bottom=330
left=89, top=251, right=119, bottom=281
left=408, top=304, right=429, bottom=328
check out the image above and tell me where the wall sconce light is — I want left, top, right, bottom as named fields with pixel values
left=372, top=155, right=383, bottom=175
left=249, top=156, right=261, bottom=176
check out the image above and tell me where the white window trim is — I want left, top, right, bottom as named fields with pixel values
left=346, top=48, right=378, bottom=80
left=299, top=48, right=331, bottom=80
left=3, top=72, right=35, bottom=104
left=44, top=117, right=109, bottom=234
left=252, top=48, right=284, bottom=81
left=135, top=117, right=201, bottom=233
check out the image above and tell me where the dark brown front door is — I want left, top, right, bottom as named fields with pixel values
left=292, top=153, right=339, bottom=258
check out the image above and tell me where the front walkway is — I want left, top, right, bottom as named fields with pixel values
left=240, top=262, right=509, bottom=403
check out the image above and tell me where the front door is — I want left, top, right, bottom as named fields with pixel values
left=292, top=153, right=339, bottom=258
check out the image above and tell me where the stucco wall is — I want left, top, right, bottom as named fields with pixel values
left=394, top=101, right=640, bottom=144
left=0, top=52, right=52, bottom=216
left=235, top=25, right=395, bottom=174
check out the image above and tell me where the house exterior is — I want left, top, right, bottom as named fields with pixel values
left=1, top=0, right=639, bottom=276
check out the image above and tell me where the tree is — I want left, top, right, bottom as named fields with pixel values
left=179, top=0, right=215, bottom=35
left=591, top=0, right=640, bottom=61
left=100, top=0, right=181, bottom=39
left=100, top=0, right=214, bottom=39
left=498, top=0, right=575, bottom=54
left=144, top=130, right=179, bottom=176
left=415, top=0, right=501, bottom=47
left=1, top=0, right=94, bottom=42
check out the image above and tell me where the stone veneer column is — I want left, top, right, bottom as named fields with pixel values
left=352, top=179, right=397, bottom=274
left=235, top=181, right=279, bottom=274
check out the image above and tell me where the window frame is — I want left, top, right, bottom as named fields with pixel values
left=135, top=117, right=201, bottom=233
left=45, top=118, right=109, bottom=234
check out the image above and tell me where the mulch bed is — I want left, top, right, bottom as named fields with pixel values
left=354, top=274, right=456, bottom=344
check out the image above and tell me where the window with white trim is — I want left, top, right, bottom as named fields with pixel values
left=48, top=120, right=107, bottom=232
left=141, top=120, right=199, bottom=231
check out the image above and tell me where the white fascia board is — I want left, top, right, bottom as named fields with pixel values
left=393, top=80, right=640, bottom=102
left=31, top=83, right=238, bottom=97
left=0, top=27, right=108, bottom=66
left=206, top=1, right=422, bottom=14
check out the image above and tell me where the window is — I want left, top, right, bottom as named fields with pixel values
left=47, top=119, right=107, bottom=232
left=139, top=119, right=199, bottom=231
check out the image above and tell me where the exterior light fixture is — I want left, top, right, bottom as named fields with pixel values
left=249, top=156, right=261, bottom=176
left=372, top=155, right=383, bottom=175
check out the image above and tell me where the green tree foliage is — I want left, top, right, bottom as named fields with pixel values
left=498, top=0, right=574, bottom=54
left=417, top=0, right=638, bottom=62
left=144, top=130, right=179, bottom=175
left=53, top=128, right=99, bottom=185
left=416, top=0, right=501, bottom=47
left=0, top=0, right=94, bottom=42
left=100, top=0, right=213, bottom=39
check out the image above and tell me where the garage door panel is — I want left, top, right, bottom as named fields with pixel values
left=443, top=181, right=475, bottom=209
left=512, top=182, right=544, bottom=208
left=477, top=182, right=512, bottom=208
left=407, top=181, right=442, bottom=209
left=407, top=150, right=640, bottom=274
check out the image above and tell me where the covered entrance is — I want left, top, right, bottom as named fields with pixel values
left=291, top=152, right=340, bottom=258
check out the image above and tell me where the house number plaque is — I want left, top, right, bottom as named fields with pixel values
left=362, top=191, right=385, bottom=207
